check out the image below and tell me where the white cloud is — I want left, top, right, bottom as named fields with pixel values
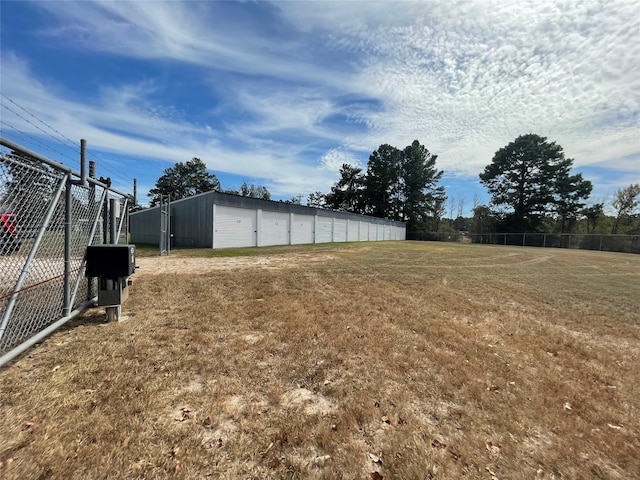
left=320, top=148, right=363, bottom=172
left=2, top=0, right=638, bottom=202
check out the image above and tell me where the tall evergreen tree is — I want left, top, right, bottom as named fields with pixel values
left=401, top=140, right=445, bottom=230
left=480, top=134, right=591, bottom=232
left=325, top=164, right=365, bottom=213
left=554, top=171, right=593, bottom=233
left=364, top=144, right=401, bottom=218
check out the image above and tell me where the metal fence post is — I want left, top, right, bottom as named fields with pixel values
left=63, top=176, right=72, bottom=316
left=88, top=160, right=96, bottom=301
left=109, top=198, right=117, bottom=245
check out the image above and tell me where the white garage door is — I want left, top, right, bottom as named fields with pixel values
left=359, top=221, right=369, bottom=241
left=347, top=220, right=359, bottom=242
left=262, top=211, right=290, bottom=246
left=214, top=206, right=257, bottom=248
left=316, top=217, right=333, bottom=243
left=291, top=214, right=314, bottom=245
left=333, top=219, right=347, bottom=242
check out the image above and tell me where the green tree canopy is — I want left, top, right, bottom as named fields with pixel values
left=322, top=140, right=445, bottom=231
left=365, top=144, right=402, bottom=218
left=611, top=183, right=640, bottom=234
left=479, top=134, right=592, bottom=232
left=401, top=140, right=445, bottom=230
left=325, top=163, right=365, bottom=213
left=148, top=157, right=220, bottom=206
left=306, top=191, right=326, bottom=208
left=241, top=182, right=271, bottom=201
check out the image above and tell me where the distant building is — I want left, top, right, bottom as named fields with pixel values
left=130, top=191, right=405, bottom=248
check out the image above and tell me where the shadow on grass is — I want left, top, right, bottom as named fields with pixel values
left=56, top=309, right=108, bottom=334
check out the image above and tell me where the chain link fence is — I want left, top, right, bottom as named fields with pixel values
left=0, top=138, right=131, bottom=366
left=408, top=231, right=640, bottom=254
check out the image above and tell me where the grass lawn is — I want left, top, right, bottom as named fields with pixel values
left=1, top=241, right=638, bottom=479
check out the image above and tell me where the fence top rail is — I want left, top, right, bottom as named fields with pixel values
left=475, top=232, right=639, bottom=238
left=1, top=136, right=132, bottom=199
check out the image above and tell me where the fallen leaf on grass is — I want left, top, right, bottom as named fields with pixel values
left=51, top=365, right=61, bottom=373
left=174, top=406, right=193, bottom=422
left=448, top=448, right=461, bottom=461
left=267, top=457, right=281, bottom=469
left=122, top=436, right=131, bottom=448
left=371, top=472, right=383, bottom=480
left=368, top=452, right=382, bottom=464
left=23, top=416, right=38, bottom=430
left=563, top=402, right=572, bottom=411
left=607, top=423, right=623, bottom=430
left=431, top=439, right=447, bottom=449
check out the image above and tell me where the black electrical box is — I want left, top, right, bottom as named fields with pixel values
left=85, top=244, right=136, bottom=279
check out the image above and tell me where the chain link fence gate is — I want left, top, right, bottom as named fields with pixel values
left=159, top=194, right=171, bottom=256
left=0, top=137, right=132, bottom=367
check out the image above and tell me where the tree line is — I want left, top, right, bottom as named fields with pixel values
left=312, top=134, right=639, bottom=235
left=141, top=135, right=640, bottom=235
left=3, top=133, right=638, bottom=236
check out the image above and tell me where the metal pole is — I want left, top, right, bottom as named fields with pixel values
left=88, top=161, right=96, bottom=301
left=102, top=196, right=109, bottom=245
left=109, top=198, right=117, bottom=245
left=106, top=198, right=119, bottom=321
left=63, top=177, right=72, bottom=316
left=80, top=139, right=87, bottom=186
left=133, top=178, right=137, bottom=207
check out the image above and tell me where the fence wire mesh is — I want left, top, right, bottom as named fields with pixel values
left=0, top=143, right=131, bottom=363
left=408, top=231, right=640, bottom=254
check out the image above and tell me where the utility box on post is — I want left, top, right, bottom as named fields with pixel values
left=85, top=244, right=136, bottom=320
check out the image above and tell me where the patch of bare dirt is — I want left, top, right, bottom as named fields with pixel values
left=135, top=252, right=336, bottom=275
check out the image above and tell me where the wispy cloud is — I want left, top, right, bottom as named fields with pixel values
left=1, top=0, right=638, bottom=205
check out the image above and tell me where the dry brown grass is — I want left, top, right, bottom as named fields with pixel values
left=1, top=241, right=639, bottom=479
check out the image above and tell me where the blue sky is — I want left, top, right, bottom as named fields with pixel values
left=1, top=0, right=638, bottom=214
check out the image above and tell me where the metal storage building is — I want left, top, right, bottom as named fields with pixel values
left=130, top=191, right=406, bottom=249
